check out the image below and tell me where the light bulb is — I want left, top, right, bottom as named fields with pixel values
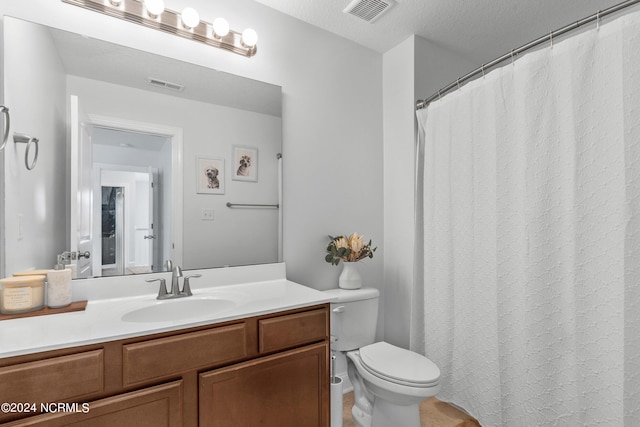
left=241, top=28, right=258, bottom=47
left=181, top=7, right=200, bottom=29
left=212, top=18, right=229, bottom=38
left=144, top=0, right=165, bottom=17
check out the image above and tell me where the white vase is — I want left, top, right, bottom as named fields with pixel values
left=339, top=262, right=362, bottom=289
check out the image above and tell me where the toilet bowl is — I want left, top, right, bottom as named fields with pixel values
left=323, top=288, right=441, bottom=427
left=347, top=342, right=440, bottom=427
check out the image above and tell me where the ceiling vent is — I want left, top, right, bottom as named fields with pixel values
left=146, top=77, right=184, bottom=92
left=343, top=0, right=396, bottom=23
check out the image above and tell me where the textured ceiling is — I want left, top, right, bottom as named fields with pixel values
left=254, top=0, right=631, bottom=64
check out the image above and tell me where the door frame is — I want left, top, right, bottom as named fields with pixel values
left=88, top=114, right=183, bottom=269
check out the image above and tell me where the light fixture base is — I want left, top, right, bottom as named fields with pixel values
left=61, top=0, right=257, bottom=57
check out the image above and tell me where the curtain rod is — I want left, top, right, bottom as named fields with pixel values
left=416, top=0, right=640, bottom=110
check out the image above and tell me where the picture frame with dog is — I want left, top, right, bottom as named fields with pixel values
left=196, top=156, right=225, bottom=194
left=232, top=145, right=258, bottom=182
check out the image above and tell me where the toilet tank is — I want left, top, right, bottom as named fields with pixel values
left=323, top=288, right=379, bottom=351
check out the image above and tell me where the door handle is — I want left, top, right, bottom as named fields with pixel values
left=62, top=250, right=90, bottom=261
left=144, top=235, right=156, bottom=239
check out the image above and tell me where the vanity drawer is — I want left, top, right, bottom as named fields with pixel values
left=259, top=307, right=329, bottom=353
left=3, top=380, right=184, bottom=427
left=0, top=349, right=104, bottom=405
left=123, top=322, right=248, bottom=386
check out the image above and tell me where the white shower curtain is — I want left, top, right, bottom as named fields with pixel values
left=414, top=10, right=640, bottom=426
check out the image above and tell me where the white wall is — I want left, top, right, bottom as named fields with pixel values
left=2, top=17, right=67, bottom=274
left=0, top=0, right=384, bottom=295
left=382, top=36, right=416, bottom=348
left=382, top=36, right=475, bottom=348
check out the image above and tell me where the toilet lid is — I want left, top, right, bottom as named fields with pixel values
left=359, top=342, right=440, bottom=387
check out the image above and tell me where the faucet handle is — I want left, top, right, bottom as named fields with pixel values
left=146, top=278, right=168, bottom=299
left=182, top=274, right=202, bottom=297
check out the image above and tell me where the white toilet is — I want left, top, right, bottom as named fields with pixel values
left=324, top=288, right=441, bottom=427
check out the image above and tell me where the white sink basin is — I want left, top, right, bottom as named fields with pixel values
left=122, top=297, right=236, bottom=323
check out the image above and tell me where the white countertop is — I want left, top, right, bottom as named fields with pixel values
left=0, top=264, right=334, bottom=359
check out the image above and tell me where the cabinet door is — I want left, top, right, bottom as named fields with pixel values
left=2, top=380, right=183, bottom=427
left=199, top=342, right=328, bottom=427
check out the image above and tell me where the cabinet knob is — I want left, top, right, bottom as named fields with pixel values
left=332, top=306, right=345, bottom=313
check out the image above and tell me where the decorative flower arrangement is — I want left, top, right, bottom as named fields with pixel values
left=325, top=233, right=376, bottom=266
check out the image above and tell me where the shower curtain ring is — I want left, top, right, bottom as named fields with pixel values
left=550, top=31, right=554, bottom=47
left=511, top=49, right=515, bottom=65
left=457, top=78, right=461, bottom=91
left=438, top=90, right=442, bottom=99
left=597, top=10, right=601, bottom=30
left=481, top=64, right=485, bottom=78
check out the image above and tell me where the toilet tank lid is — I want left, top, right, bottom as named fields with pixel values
left=323, top=287, right=379, bottom=303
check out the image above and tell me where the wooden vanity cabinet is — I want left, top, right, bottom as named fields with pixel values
left=200, top=343, right=328, bottom=427
left=0, top=303, right=329, bottom=427
left=0, top=381, right=184, bottom=427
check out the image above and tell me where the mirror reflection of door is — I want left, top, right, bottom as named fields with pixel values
left=100, top=170, right=156, bottom=276
left=91, top=127, right=170, bottom=276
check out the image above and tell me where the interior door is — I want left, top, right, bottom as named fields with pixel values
left=69, top=95, right=93, bottom=278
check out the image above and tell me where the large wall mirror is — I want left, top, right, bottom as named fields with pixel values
left=1, top=16, right=282, bottom=279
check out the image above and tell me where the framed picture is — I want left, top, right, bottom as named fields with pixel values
left=196, top=156, right=225, bottom=194
left=232, top=145, right=258, bottom=182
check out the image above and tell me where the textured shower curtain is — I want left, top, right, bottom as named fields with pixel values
left=413, top=11, right=640, bottom=426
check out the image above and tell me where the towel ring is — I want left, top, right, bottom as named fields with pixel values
left=13, top=133, right=39, bottom=170
left=0, top=106, right=9, bottom=151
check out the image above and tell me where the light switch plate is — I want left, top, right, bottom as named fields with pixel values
left=202, top=208, right=214, bottom=221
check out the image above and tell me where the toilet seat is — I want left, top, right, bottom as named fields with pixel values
left=359, top=342, right=440, bottom=388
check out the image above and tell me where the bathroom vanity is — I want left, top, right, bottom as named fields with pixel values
left=0, top=264, right=331, bottom=426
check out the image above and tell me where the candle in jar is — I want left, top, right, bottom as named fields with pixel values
left=0, top=275, right=45, bottom=314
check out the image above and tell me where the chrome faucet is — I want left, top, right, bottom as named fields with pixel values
left=146, top=264, right=201, bottom=300
left=170, top=265, right=183, bottom=296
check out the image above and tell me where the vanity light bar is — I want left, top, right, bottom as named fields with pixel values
left=61, top=0, right=258, bottom=57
